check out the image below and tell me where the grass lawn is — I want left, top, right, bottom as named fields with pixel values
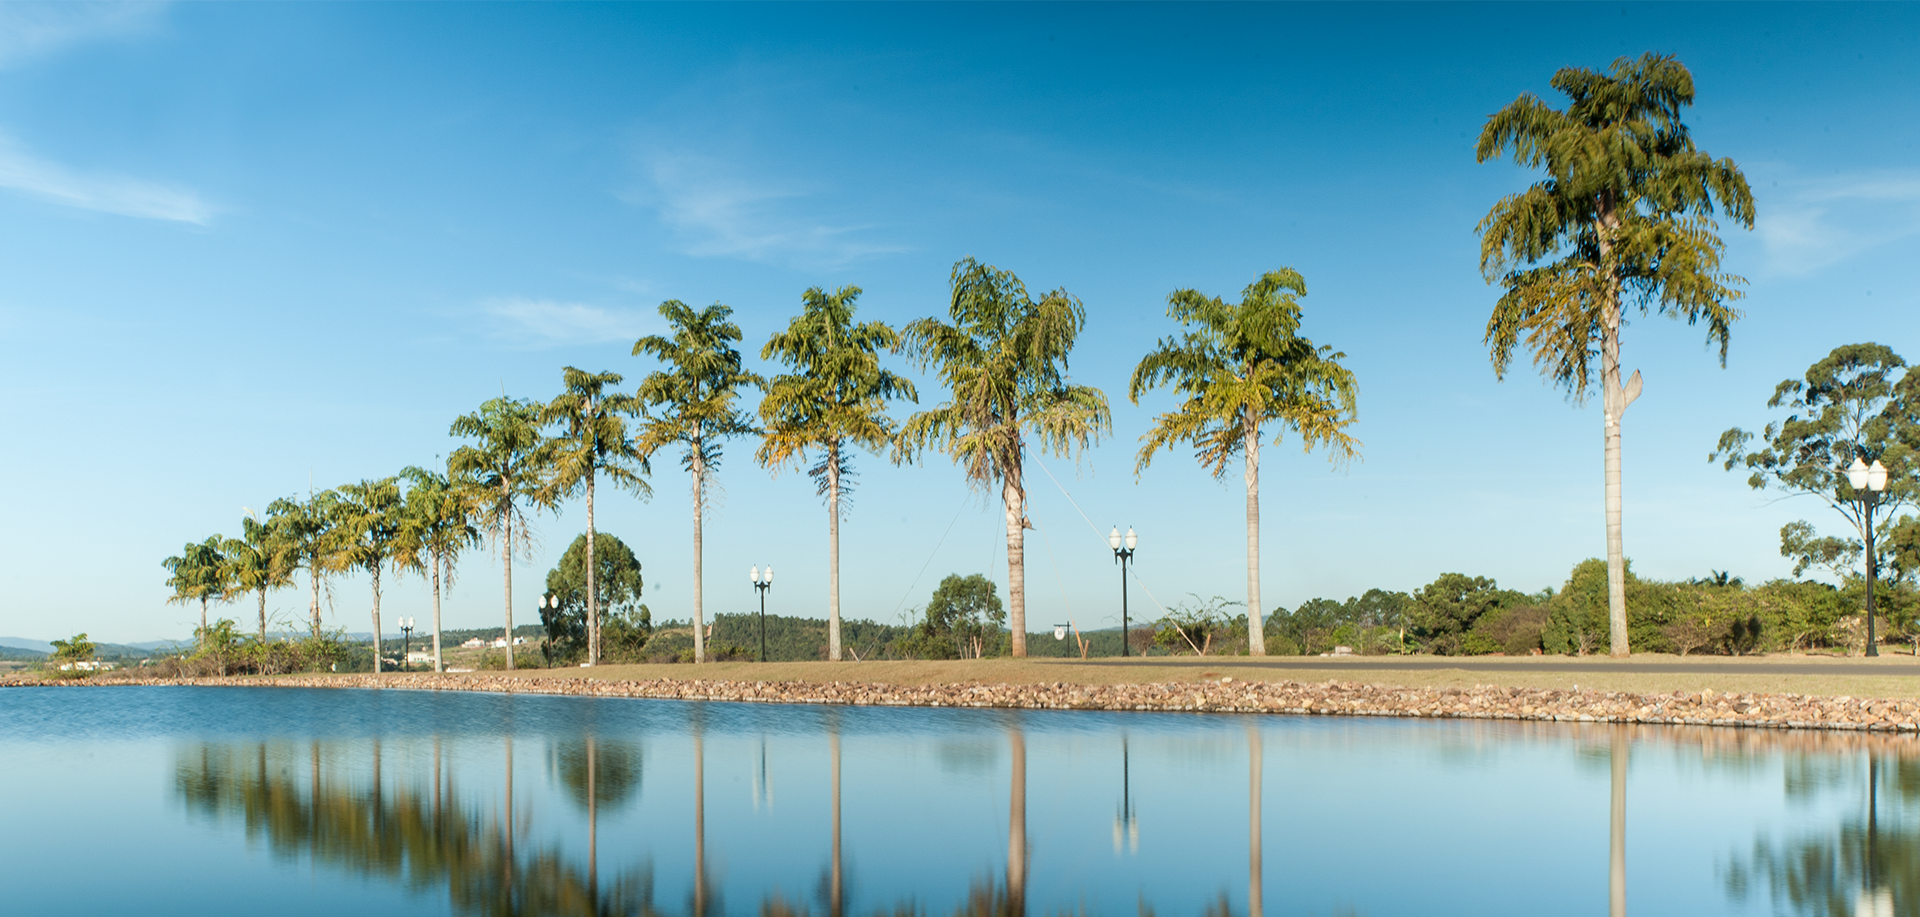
left=462, top=653, right=1920, bottom=700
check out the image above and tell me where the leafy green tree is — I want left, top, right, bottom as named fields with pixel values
left=1130, top=269, right=1359, bottom=656
left=163, top=536, right=228, bottom=645
left=902, top=258, right=1111, bottom=656
left=1712, top=344, right=1920, bottom=636
left=542, top=532, right=650, bottom=664
left=222, top=512, right=295, bottom=642
left=758, top=285, right=917, bottom=661
left=451, top=396, right=555, bottom=672
left=542, top=367, right=649, bottom=666
left=906, top=573, right=1006, bottom=659
left=1411, top=572, right=1525, bottom=655
left=49, top=633, right=95, bottom=665
left=633, top=300, right=760, bottom=665
left=1478, top=53, right=1756, bottom=656
left=396, top=465, right=483, bottom=673
left=334, top=477, right=404, bottom=672
left=267, top=490, right=340, bottom=637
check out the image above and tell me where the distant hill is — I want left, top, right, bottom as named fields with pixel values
left=0, top=636, right=53, bottom=654
left=0, top=645, right=46, bottom=661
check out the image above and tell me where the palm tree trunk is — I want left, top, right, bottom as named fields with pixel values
left=586, top=466, right=599, bottom=666
left=828, top=445, right=842, bottom=662
left=371, top=565, right=383, bottom=673
left=310, top=565, right=322, bottom=637
left=1245, top=417, right=1266, bottom=656
left=200, top=597, right=208, bottom=647
left=691, top=446, right=706, bottom=665
left=1003, top=462, right=1028, bottom=658
left=258, top=588, right=267, bottom=642
left=431, top=549, right=445, bottom=673
left=1598, top=208, right=1631, bottom=657
left=503, top=489, right=516, bottom=671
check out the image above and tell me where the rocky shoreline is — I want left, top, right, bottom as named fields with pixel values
left=9, top=671, right=1920, bottom=733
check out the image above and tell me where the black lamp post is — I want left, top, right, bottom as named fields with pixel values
left=1849, top=457, right=1891, bottom=657
left=1108, top=526, right=1137, bottom=657
left=539, top=592, right=561, bottom=667
left=750, top=565, right=773, bottom=662
left=399, top=616, right=416, bottom=671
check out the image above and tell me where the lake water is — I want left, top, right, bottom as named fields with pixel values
left=0, top=686, right=1910, bottom=916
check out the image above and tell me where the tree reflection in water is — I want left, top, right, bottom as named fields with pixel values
left=1726, top=740, right=1920, bottom=917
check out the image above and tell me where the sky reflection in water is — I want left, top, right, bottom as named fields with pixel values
left=0, top=686, right=1912, bottom=916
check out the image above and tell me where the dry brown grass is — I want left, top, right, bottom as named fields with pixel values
left=475, top=654, right=1920, bottom=700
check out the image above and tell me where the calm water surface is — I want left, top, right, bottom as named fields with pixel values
left=0, top=686, right=1911, bottom=916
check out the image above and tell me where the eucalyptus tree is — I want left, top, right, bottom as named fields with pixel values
left=450, top=396, right=554, bottom=671
left=267, top=490, right=340, bottom=637
left=1713, top=344, right=1920, bottom=587
left=758, top=285, right=916, bottom=661
left=542, top=368, right=649, bottom=666
left=1477, top=52, right=1755, bottom=656
left=1130, top=269, right=1359, bottom=656
left=396, top=465, right=483, bottom=673
left=162, top=536, right=228, bottom=645
left=633, top=301, right=761, bottom=664
left=222, top=512, right=295, bottom=641
left=902, top=258, right=1111, bottom=657
left=334, top=477, right=404, bottom=672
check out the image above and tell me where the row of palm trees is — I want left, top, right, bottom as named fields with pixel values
left=166, top=53, right=1751, bottom=665
left=164, top=256, right=1360, bottom=667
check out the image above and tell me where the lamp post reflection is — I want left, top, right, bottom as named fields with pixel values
left=1115, top=734, right=1138, bottom=854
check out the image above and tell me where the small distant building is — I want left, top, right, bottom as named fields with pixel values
left=57, top=660, right=114, bottom=672
left=462, top=637, right=486, bottom=649
left=405, top=651, right=434, bottom=665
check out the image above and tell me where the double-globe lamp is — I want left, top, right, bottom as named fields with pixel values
left=1848, top=457, right=1891, bottom=657
left=1109, top=526, right=1137, bottom=657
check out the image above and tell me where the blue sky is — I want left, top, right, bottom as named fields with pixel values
left=2, top=2, right=1916, bottom=644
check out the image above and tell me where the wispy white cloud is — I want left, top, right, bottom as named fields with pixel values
left=0, top=133, right=212, bottom=224
left=0, top=2, right=164, bottom=69
left=480, top=297, right=654, bottom=348
left=1753, top=170, right=1920, bottom=276
left=627, top=150, right=908, bottom=268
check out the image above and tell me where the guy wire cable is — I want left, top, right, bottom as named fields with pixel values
left=888, top=491, right=974, bottom=622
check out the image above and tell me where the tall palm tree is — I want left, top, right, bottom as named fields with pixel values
left=450, top=396, right=554, bottom=671
left=542, top=368, right=649, bottom=666
left=759, top=285, right=916, bottom=662
left=222, top=512, right=295, bottom=642
left=267, top=489, right=340, bottom=637
left=633, top=301, right=760, bottom=665
left=396, top=465, right=483, bottom=673
left=1478, top=53, right=1754, bottom=656
left=163, top=535, right=228, bottom=645
left=1130, top=269, right=1359, bottom=656
left=334, top=477, right=404, bottom=672
left=902, top=258, right=1110, bottom=657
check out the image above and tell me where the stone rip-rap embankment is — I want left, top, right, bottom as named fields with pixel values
left=9, top=671, right=1920, bottom=732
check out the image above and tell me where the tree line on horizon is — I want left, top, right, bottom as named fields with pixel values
left=147, top=52, right=1920, bottom=670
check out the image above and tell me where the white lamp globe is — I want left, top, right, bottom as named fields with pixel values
left=1125, top=527, right=1138, bottom=551
left=765, top=565, right=774, bottom=584
left=750, top=565, right=760, bottom=583
left=1869, top=459, right=1890, bottom=492
left=1108, top=527, right=1122, bottom=550
left=1849, top=457, right=1871, bottom=490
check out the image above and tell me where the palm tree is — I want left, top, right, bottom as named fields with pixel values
left=902, top=258, right=1110, bottom=657
left=396, top=464, right=483, bottom=674
left=1130, top=269, right=1359, bottom=656
left=633, top=301, right=761, bottom=665
left=222, top=512, right=295, bottom=642
left=163, top=535, right=228, bottom=645
left=334, top=477, right=404, bottom=672
left=1478, top=54, right=1754, bottom=656
left=542, top=368, right=649, bottom=666
left=759, top=285, right=916, bottom=662
left=450, top=396, right=554, bottom=671
left=267, top=490, right=340, bottom=637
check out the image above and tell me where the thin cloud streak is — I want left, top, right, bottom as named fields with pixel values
left=0, top=134, right=212, bottom=224
left=0, top=2, right=165, bottom=69
left=1754, top=170, right=1920, bottom=276
left=480, top=296, right=654, bottom=348
left=630, top=150, right=909, bottom=268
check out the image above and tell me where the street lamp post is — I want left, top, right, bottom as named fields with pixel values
left=750, top=565, right=773, bottom=662
left=1849, top=457, right=1891, bottom=657
left=539, top=592, right=561, bottom=666
left=399, top=616, right=416, bottom=671
left=1108, top=527, right=1137, bottom=657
